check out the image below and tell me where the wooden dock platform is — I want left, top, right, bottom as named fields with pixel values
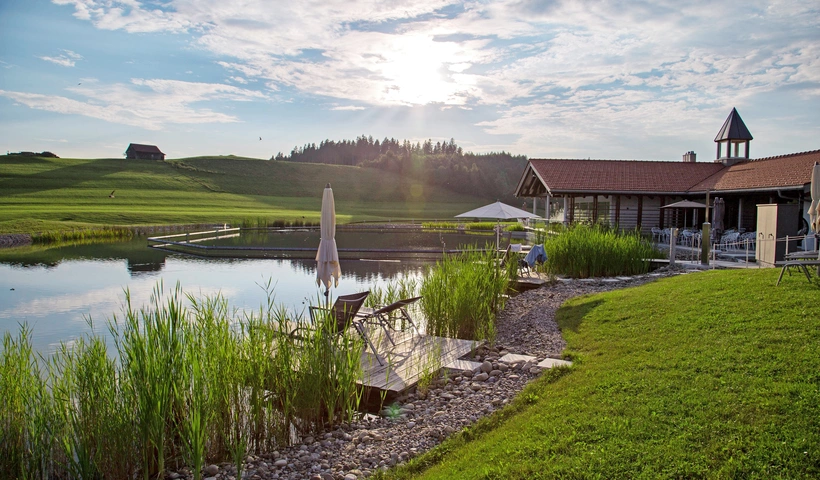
left=357, top=327, right=480, bottom=394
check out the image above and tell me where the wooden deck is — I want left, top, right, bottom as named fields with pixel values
left=357, top=327, right=481, bottom=394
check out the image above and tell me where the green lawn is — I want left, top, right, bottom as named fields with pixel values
left=386, top=269, right=820, bottom=479
left=0, top=156, right=489, bottom=234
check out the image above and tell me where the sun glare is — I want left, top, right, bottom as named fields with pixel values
left=379, top=35, right=463, bottom=106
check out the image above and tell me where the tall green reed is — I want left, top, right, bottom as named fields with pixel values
left=1, top=282, right=367, bottom=479
left=419, top=247, right=513, bottom=342
left=32, top=226, right=133, bottom=245
left=51, top=331, right=136, bottom=479
left=0, top=326, right=54, bottom=479
left=543, top=224, right=657, bottom=278
left=115, top=282, right=185, bottom=480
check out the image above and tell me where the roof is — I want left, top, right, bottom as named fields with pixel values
left=128, top=143, right=164, bottom=154
left=692, top=149, right=820, bottom=192
left=714, top=108, right=753, bottom=142
left=516, top=149, right=819, bottom=197
left=519, top=159, right=724, bottom=195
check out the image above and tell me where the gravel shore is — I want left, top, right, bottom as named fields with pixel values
left=170, top=269, right=688, bottom=480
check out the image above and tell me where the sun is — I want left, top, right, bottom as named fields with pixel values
left=378, top=34, right=464, bottom=106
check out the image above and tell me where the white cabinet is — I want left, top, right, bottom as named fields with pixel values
left=756, top=204, right=800, bottom=267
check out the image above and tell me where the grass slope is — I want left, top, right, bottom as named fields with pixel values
left=389, top=269, right=820, bottom=479
left=0, top=155, right=489, bottom=234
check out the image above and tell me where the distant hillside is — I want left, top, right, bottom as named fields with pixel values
left=0, top=155, right=502, bottom=234
left=274, top=136, right=528, bottom=204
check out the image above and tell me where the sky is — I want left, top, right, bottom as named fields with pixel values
left=0, top=0, right=818, bottom=161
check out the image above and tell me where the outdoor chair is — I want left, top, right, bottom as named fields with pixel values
left=290, top=291, right=383, bottom=364
left=356, top=296, right=422, bottom=347
left=721, top=232, right=740, bottom=251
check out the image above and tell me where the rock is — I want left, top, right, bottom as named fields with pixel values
left=204, top=465, right=219, bottom=476
left=344, top=474, right=357, bottom=480
left=473, top=372, right=489, bottom=382
left=490, top=369, right=503, bottom=376
left=480, top=361, right=493, bottom=373
left=274, top=459, right=288, bottom=467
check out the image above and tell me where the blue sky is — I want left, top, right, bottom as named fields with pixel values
left=1, top=0, right=818, bottom=161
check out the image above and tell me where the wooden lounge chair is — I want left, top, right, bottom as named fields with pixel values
left=356, top=296, right=422, bottom=347
left=291, top=291, right=384, bottom=364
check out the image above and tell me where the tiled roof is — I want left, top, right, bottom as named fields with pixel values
left=693, top=149, right=820, bottom=192
left=128, top=143, right=164, bottom=154
left=521, top=150, right=818, bottom=196
left=526, top=159, right=724, bottom=194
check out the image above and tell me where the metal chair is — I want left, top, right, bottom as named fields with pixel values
left=291, top=291, right=382, bottom=364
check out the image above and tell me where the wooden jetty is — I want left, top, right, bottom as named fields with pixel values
left=358, top=327, right=480, bottom=395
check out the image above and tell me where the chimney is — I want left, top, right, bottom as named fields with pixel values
left=682, top=151, right=696, bottom=163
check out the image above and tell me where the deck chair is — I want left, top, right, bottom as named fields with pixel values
left=291, top=291, right=383, bottom=364
left=356, top=296, right=422, bottom=347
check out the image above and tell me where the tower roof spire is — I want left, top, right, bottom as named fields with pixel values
left=714, top=107, right=753, bottom=142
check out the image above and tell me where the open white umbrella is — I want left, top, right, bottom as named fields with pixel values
left=661, top=200, right=710, bottom=229
left=810, top=162, right=820, bottom=233
left=316, top=183, right=341, bottom=298
left=455, top=201, right=543, bottom=249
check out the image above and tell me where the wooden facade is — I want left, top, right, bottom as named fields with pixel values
left=125, top=143, right=165, bottom=160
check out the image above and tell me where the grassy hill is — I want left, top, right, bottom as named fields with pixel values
left=0, top=155, right=495, bottom=235
left=387, top=269, right=820, bottom=479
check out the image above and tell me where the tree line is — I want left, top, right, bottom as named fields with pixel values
left=272, top=136, right=528, bottom=202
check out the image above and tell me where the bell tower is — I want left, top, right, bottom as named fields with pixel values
left=714, top=107, right=753, bottom=166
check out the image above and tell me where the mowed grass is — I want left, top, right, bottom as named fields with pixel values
left=385, top=269, right=820, bottom=479
left=0, top=156, right=488, bottom=234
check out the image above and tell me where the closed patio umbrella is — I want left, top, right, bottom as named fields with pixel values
left=316, top=183, right=341, bottom=298
left=810, top=162, right=820, bottom=233
left=712, top=197, right=725, bottom=240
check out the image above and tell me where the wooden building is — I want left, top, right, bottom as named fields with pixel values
left=515, top=109, right=818, bottom=234
left=125, top=143, right=165, bottom=160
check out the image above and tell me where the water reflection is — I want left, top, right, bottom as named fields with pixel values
left=0, top=236, right=438, bottom=355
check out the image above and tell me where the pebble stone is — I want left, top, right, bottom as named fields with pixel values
left=165, top=269, right=684, bottom=480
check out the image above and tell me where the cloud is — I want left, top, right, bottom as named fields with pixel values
left=39, top=49, right=83, bottom=67
left=42, top=0, right=820, bottom=155
left=0, top=79, right=267, bottom=130
left=331, top=105, right=365, bottom=111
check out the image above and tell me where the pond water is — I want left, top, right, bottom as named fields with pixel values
left=0, top=229, right=495, bottom=355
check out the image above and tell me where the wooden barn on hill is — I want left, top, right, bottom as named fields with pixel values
left=125, top=143, right=165, bottom=160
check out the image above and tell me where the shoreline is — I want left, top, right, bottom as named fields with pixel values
left=167, top=269, right=685, bottom=480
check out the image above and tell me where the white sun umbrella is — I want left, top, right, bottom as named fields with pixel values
left=316, top=183, right=341, bottom=300
left=810, top=162, right=820, bottom=234
left=455, top=201, right=543, bottom=250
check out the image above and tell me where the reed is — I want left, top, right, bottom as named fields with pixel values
left=0, top=326, right=54, bottom=479
left=419, top=247, right=513, bottom=342
left=1, top=282, right=364, bottom=478
left=32, top=226, right=133, bottom=244
left=543, top=224, right=657, bottom=278
left=50, top=331, right=136, bottom=479
left=421, top=221, right=519, bottom=231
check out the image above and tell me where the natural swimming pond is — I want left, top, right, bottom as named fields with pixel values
left=0, top=228, right=496, bottom=354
